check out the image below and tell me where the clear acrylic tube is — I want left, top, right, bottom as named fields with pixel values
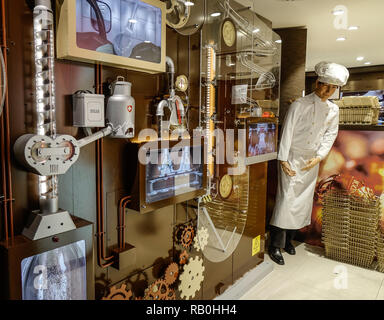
left=33, top=4, right=58, bottom=209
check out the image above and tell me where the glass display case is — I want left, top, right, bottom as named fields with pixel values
left=198, top=0, right=281, bottom=262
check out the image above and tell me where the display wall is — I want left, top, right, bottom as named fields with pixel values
left=0, top=0, right=275, bottom=300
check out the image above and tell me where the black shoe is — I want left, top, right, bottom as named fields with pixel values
left=268, top=246, right=285, bottom=265
left=284, top=242, right=296, bottom=255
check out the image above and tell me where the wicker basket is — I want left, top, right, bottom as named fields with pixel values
left=334, top=96, right=380, bottom=125
left=322, top=190, right=380, bottom=269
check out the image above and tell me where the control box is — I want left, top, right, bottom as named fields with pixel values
left=73, top=93, right=105, bottom=128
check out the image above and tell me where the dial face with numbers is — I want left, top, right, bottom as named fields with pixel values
left=175, top=75, right=189, bottom=92
left=222, top=20, right=236, bottom=47
left=219, top=174, right=233, bottom=199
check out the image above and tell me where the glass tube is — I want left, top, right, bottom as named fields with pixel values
left=33, top=4, right=58, bottom=209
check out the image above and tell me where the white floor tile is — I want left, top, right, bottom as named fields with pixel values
left=240, top=242, right=384, bottom=300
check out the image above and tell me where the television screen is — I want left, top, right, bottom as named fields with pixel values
left=21, top=241, right=87, bottom=300
left=76, top=0, right=162, bottom=63
left=145, top=145, right=203, bottom=204
left=246, top=121, right=278, bottom=165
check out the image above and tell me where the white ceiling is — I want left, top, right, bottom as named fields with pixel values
left=235, top=0, right=384, bottom=71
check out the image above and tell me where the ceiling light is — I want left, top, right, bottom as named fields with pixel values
left=336, top=37, right=346, bottom=41
left=253, top=28, right=260, bottom=33
left=184, top=1, right=195, bottom=6
left=348, top=26, right=359, bottom=30
left=210, top=12, right=221, bottom=17
left=356, top=56, right=364, bottom=61
left=275, top=39, right=282, bottom=44
left=364, top=62, right=372, bottom=65
left=129, top=19, right=137, bottom=23
left=144, top=40, right=151, bottom=43
left=332, top=9, right=344, bottom=15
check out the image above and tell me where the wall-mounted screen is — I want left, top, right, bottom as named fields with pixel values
left=76, top=0, right=162, bottom=62
left=246, top=119, right=278, bottom=165
left=145, top=145, right=203, bottom=204
left=21, top=240, right=87, bottom=300
left=57, top=0, right=166, bottom=73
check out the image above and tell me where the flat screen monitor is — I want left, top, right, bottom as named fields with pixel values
left=245, top=119, right=278, bottom=165
left=145, top=145, right=203, bottom=204
left=21, top=240, right=87, bottom=300
left=76, top=0, right=162, bottom=63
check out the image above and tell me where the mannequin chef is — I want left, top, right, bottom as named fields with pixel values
left=269, top=61, right=350, bottom=265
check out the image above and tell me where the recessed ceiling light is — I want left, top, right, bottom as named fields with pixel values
left=210, top=12, right=221, bottom=17
left=184, top=1, right=194, bottom=6
left=356, top=56, right=364, bottom=61
left=253, top=28, right=260, bottom=33
left=144, top=40, right=151, bottom=43
left=348, top=26, right=359, bottom=30
left=364, top=62, right=372, bottom=65
left=336, top=37, right=346, bottom=41
left=275, top=39, right=282, bottom=44
left=129, top=19, right=137, bottom=23
left=332, top=9, right=344, bottom=15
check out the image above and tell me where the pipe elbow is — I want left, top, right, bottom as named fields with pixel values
left=165, top=56, right=175, bottom=74
left=156, top=100, right=169, bottom=116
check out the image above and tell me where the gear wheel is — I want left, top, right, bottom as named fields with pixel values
left=193, top=227, right=209, bottom=252
left=178, top=256, right=205, bottom=300
left=166, top=289, right=176, bottom=300
left=164, top=263, right=179, bottom=285
left=144, top=279, right=170, bottom=300
left=179, top=250, right=189, bottom=265
left=181, top=225, right=195, bottom=249
left=101, top=284, right=133, bottom=300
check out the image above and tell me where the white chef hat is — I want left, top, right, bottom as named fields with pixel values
left=315, top=61, right=350, bottom=86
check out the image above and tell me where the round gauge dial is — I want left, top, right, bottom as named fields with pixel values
left=175, top=75, right=189, bottom=92
left=219, top=174, right=233, bottom=199
left=222, top=20, right=236, bottom=47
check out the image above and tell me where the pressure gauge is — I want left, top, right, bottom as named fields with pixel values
left=222, top=20, right=236, bottom=47
left=175, top=75, right=189, bottom=92
left=219, top=174, right=233, bottom=199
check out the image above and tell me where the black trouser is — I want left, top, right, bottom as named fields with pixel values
left=269, top=226, right=297, bottom=249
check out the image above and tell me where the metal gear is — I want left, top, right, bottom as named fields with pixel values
left=173, top=224, right=185, bottom=245
left=164, top=262, right=179, bottom=285
left=166, top=289, right=176, bottom=300
left=193, top=227, right=209, bottom=252
left=179, top=250, right=189, bottom=265
left=178, top=256, right=205, bottom=300
left=181, top=225, right=195, bottom=249
left=101, top=284, right=133, bottom=300
left=144, top=279, right=170, bottom=300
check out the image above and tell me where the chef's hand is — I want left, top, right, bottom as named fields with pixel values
left=281, top=161, right=296, bottom=177
left=302, top=157, right=321, bottom=171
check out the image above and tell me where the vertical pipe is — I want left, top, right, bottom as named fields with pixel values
left=33, top=2, right=58, bottom=213
left=95, top=63, right=114, bottom=268
left=0, top=0, right=13, bottom=245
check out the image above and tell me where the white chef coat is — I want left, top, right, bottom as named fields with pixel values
left=270, top=92, right=339, bottom=230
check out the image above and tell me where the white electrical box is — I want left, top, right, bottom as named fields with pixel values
left=73, top=93, right=105, bottom=128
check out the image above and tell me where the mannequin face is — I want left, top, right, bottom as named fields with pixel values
left=315, top=80, right=339, bottom=101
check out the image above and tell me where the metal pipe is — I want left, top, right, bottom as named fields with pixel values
left=1, top=0, right=13, bottom=245
left=94, top=63, right=114, bottom=268
left=77, top=126, right=113, bottom=148
left=156, top=99, right=169, bottom=116
left=166, top=56, right=175, bottom=96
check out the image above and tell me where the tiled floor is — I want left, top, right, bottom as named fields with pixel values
left=240, top=242, right=384, bottom=300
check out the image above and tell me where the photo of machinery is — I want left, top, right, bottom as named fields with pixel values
left=76, top=0, right=162, bottom=62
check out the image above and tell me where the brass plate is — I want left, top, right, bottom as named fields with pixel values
left=219, top=174, right=233, bottom=199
